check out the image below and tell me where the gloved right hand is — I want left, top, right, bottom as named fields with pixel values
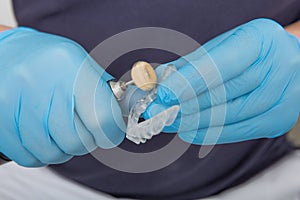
left=0, top=27, right=126, bottom=167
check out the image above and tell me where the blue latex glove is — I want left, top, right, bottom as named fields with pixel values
left=0, top=27, right=125, bottom=167
left=145, top=19, right=300, bottom=145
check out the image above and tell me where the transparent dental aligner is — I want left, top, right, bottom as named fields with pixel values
left=126, top=64, right=180, bottom=144
left=126, top=105, right=180, bottom=144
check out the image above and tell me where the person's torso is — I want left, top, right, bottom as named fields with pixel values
left=13, top=1, right=298, bottom=199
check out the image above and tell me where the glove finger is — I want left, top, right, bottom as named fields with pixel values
left=18, top=93, right=73, bottom=164
left=156, top=23, right=264, bottom=105
left=0, top=129, right=45, bottom=167
left=74, top=57, right=125, bottom=149
left=178, top=91, right=299, bottom=145
left=179, top=60, right=271, bottom=114
left=94, top=83, right=126, bottom=148
left=154, top=28, right=236, bottom=82
left=162, top=27, right=237, bottom=69
left=48, top=87, right=97, bottom=156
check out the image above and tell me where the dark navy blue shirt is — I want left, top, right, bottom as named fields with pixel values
left=12, top=1, right=299, bottom=199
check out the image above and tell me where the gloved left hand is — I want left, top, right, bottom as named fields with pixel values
left=145, top=18, right=300, bottom=145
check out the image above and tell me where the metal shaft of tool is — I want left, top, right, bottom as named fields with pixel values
left=125, top=80, right=134, bottom=86
left=109, top=61, right=157, bottom=101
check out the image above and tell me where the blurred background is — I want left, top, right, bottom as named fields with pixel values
left=0, top=0, right=17, bottom=27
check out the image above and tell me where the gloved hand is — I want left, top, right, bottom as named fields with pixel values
left=0, top=27, right=125, bottom=167
left=145, top=18, right=300, bottom=145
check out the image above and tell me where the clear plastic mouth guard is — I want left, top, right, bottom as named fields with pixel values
left=126, top=105, right=180, bottom=144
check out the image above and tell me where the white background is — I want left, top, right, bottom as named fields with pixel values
left=0, top=0, right=17, bottom=27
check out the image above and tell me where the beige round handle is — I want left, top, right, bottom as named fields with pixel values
left=131, top=61, right=157, bottom=91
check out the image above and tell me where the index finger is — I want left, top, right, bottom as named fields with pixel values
left=157, top=21, right=264, bottom=105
